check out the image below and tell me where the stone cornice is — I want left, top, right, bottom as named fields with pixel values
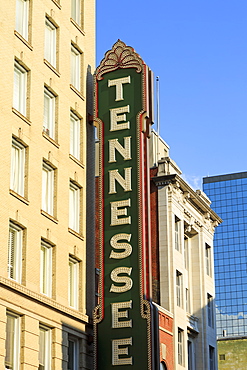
left=152, top=174, right=222, bottom=224
left=0, top=277, right=89, bottom=323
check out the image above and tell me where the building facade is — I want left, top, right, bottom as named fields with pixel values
left=203, top=172, right=247, bottom=369
left=150, top=132, right=221, bottom=370
left=0, top=0, right=95, bottom=368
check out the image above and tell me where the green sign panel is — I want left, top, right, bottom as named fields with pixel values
left=94, top=40, right=153, bottom=370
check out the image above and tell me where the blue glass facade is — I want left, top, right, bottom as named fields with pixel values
left=203, top=172, right=247, bottom=338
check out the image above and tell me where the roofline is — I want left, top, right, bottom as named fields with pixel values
left=203, top=171, right=247, bottom=184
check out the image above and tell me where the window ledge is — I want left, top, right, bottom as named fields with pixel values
left=68, top=228, right=84, bottom=240
left=44, top=59, right=61, bottom=77
left=69, top=154, right=85, bottom=168
left=41, top=210, right=58, bottom=224
left=51, top=0, right=62, bottom=9
left=12, top=108, right=31, bottom=125
left=70, top=84, right=85, bottom=100
left=70, top=18, right=85, bottom=35
left=14, top=30, right=33, bottom=50
left=0, top=277, right=88, bottom=323
left=9, top=190, right=29, bottom=205
left=42, top=131, right=60, bottom=148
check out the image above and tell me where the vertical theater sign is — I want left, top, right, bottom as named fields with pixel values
left=94, top=40, right=156, bottom=369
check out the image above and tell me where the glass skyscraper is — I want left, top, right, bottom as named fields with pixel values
left=203, top=172, right=247, bottom=338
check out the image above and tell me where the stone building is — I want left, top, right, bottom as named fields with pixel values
left=0, top=0, right=95, bottom=368
left=150, top=132, right=221, bottom=370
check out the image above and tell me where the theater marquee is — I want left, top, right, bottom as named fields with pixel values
left=94, top=40, right=154, bottom=369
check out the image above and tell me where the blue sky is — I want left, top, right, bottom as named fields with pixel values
left=96, top=0, right=247, bottom=189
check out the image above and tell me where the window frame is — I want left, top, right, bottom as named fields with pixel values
left=44, top=17, right=57, bottom=68
left=10, top=138, right=26, bottom=197
left=174, top=216, right=180, bottom=252
left=8, top=222, right=23, bottom=283
left=43, top=87, right=56, bottom=140
left=205, top=243, right=212, bottom=276
left=5, top=312, right=20, bottom=370
left=70, top=111, right=81, bottom=160
left=15, top=0, right=29, bottom=40
left=39, top=325, right=51, bottom=370
left=42, top=162, right=55, bottom=216
left=70, top=44, right=81, bottom=91
left=71, top=0, right=81, bottom=25
left=176, top=270, right=182, bottom=307
left=207, top=293, right=214, bottom=328
left=13, top=61, right=27, bottom=116
left=68, top=256, right=79, bottom=309
left=69, top=182, right=81, bottom=233
left=40, top=240, right=53, bottom=297
left=177, top=328, right=183, bottom=365
left=68, top=335, right=79, bottom=370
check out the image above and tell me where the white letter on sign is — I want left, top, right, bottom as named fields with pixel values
left=109, top=233, right=132, bottom=259
left=111, top=300, right=132, bottom=328
left=110, top=267, right=133, bottom=293
left=110, top=106, right=130, bottom=131
left=112, top=338, right=133, bottom=365
left=109, top=168, right=132, bottom=194
left=110, top=199, right=131, bottom=226
left=108, top=76, right=131, bottom=101
left=109, top=137, right=131, bottom=163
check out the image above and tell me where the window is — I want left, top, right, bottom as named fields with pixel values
left=43, top=88, right=55, bottom=140
left=71, top=0, right=81, bottom=25
left=207, top=293, right=214, bottom=327
left=205, top=243, right=212, bottom=276
left=13, top=61, right=27, bottom=116
left=44, top=18, right=56, bottom=68
left=184, top=237, right=189, bottom=269
left=69, top=182, right=80, bottom=233
left=174, top=216, right=180, bottom=251
left=42, top=162, right=54, bottom=216
left=8, top=222, right=23, bottom=282
left=39, top=326, right=51, bottom=370
left=209, top=346, right=215, bottom=370
left=71, top=45, right=81, bottom=91
left=5, top=312, right=20, bottom=370
left=10, top=138, right=26, bottom=197
left=40, top=241, right=52, bottom=297
left=69, top=257, right=79, bottom=309
left=68, top=336, right=79, bottom=370
left=185, top=288, right=190, bottom=313
left=15, top=0, right=29, bottom=40
left=178, top=328, right=183, bottom=365
left=219, top=354, right=225, bottom=361
left=70, top=112, right=80, bottom=160
left=176, top=270, right=182, bottom=307
left=95, top=268, right=99, bottom=306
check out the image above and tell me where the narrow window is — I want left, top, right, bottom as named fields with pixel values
left=40, top=241, right=52, bottom=297
left=5, top=312, right=20, bottom=370
left=68, top=336, right=79, bottom=370
left=205, top=243, right=212, bottom=276
left=71, top=0, right=81, bottom=25
left=44, top=18, right=56, bottom=68
left=70, top=112, right=80, bottom=160
left=42, top=162, right=55, bottom=216
left=71, top=45, right=81, bottom=91
left=10, top=138, right=26, bottom=197
left=15, top=0, right=29, bottom=40
left=69, top=257, right=79, bottom=309
left=207, top=293, right=214, bottom=328
left=13, top=61, right=27, bottom=116
left=185, top=288, right=190, bottom=313
left=43, top=87, right=55, bottom=139
left=178, top=328, right=183, bottom=365
left=184, top=236, right=189, bottom=270
left=174, top=216, right=180, bottom=251
left=95, top=268, right=100, bottom=306
left=69, top=182, right=80, bottom=233
left=176, top=270, right=182, bottom=307
left=8, top=222, right=23, bottom=282
left=209, top=346, right=215, bottom=370
left=39, top=326, right=51, bottom=370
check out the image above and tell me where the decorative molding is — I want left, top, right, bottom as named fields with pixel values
left=0, top=277, right=88, bottom=323
left=95, top=40, right=143, bottom=81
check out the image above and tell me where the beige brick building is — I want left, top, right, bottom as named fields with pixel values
left=0, top=0, right=95, bottom=368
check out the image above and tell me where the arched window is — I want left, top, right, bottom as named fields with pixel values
left=160, top=361, right=168, bottom=370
